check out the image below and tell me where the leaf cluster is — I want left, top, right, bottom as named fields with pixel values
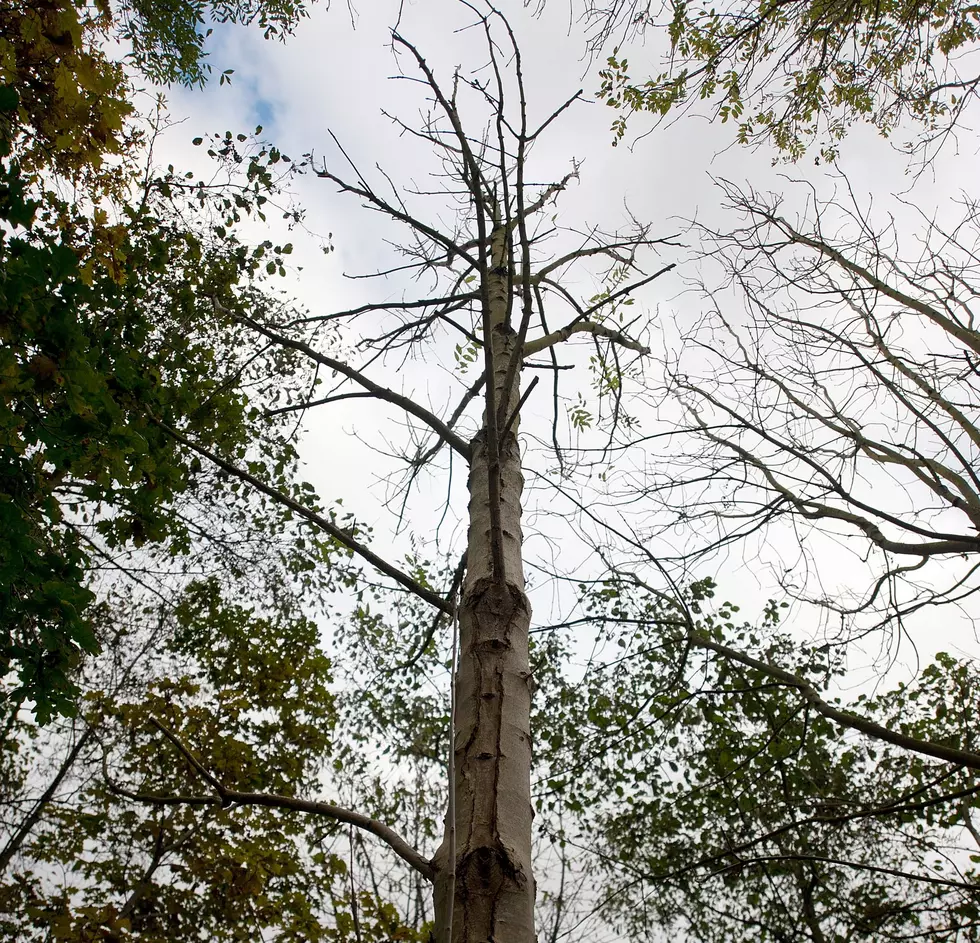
left=596, top=0, right=980, bottom=159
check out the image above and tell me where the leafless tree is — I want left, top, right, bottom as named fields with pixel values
left=620, top=176, right=980, bottom=664
left=112, top=7, right=674, bottom=942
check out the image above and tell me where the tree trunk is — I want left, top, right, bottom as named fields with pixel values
left=432, top=224, right=535, bottom=943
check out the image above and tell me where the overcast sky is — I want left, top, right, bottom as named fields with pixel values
left=150, top=0, right=980, bottom=679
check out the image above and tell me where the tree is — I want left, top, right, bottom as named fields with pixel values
left=0, top=119, right=369, bottom=926
left=0, top=124, right=326, bottom=716
left=582, top=0, right=980, bottom=158
left=115, top=0, right=314, bottom=87
left=545, top=174, right=980, bottom=937
left=630, top=179, right=980, bottom=652
left=1, top=0, right=313, bottom=195
left=5, top=4, right=980, bottom=943
left=539, top=578, right=980, bottom=941
left=88, top=8, right=676, bottom=942
left=0, top=0, right=322, bottom=716
left=1, top=580, right=347, bottom=942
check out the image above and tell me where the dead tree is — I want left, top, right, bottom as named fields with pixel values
left=118, top=8, right=674, bottom=943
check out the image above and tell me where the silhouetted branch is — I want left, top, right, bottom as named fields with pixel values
left=109, top=717, right=436, bottom=882
left=690, top=632, right=980, bottom=771
left=157, top=421, right=453, bottom=614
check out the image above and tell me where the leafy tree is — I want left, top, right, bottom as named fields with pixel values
left=581, top=0, right=980, bottom=158
left=0, top=133, right=323, bottom=716
left=116, top=0, right=313, bottom=87
left=538, top=577, right=980, bottom=941
left=0, top=0, right=321, bottom=716
left=0, top=579, right=352, bottom=942
left=1, top=0, right=312, bottom=185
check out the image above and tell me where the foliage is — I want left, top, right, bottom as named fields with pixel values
left=0, top=0, right=324, bottom=718
left=0, top=0, right=312, bottom=191
left=0, top=581, right=350, bottom=942
left=533, top=577, right=980, bottom=941
left=592, top=0, right=980, bottom=158
left=117, top=0, right=312, bottom=88
left=0, top=121, right=327, bottom=716
left=0, top=0, right=133, bottom=194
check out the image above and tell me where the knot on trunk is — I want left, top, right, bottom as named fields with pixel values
left=468, top=427, right=521, bottom=463
left=459, top=841, right=527, bottom=895
left=462, top=578, right=530, bottom=627
left=469, top=428, right=488, bottom=454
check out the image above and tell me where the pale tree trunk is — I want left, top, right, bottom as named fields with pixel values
left=432, top=223, right=535, bottom=943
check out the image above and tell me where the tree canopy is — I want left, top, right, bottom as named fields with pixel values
left=588, top=0, right=980, bottom=158
left=0, top=0, right=323, bottom=715
left=1, top=1, right=979, bottom=942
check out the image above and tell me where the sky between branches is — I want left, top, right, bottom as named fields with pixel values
left=149, top=0, right=980, bottom=678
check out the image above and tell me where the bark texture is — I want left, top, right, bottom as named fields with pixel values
left=433, top=227, right=535, bottom=943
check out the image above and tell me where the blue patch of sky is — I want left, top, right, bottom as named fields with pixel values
left=251, top=96, right=276, bottom=132
left=187, top=20, right=277, bottom=132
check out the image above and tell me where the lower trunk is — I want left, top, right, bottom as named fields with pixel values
left=432, top=420, right=534, bottom=943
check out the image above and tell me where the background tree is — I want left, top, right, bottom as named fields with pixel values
left=0, top=0, right=323, bottom=716
left=0, top=124, right=368, bottom=934
left=1, top=579, right=348, bottom=942
left=537, top=577, right=980, bottom=941
left=521, top=172, right=980, bottom=938
left=624, top=180, right=980, bottom=655
left=2, top=0, right=313, bottom=197
left=0, top=124, right=328, bottom=716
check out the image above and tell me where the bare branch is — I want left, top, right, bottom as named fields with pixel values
left=316, top=131, right=479, bottom=270
left=232, top=310, right=471, bottom=460
left=724, top=854, right=978, bottom=893
left=756, top=203, right=980, bottom=359
left=289, top=292, right=480, bottom=327
left=156, top=420, right=454, bottom=614
left=524, top=319, right=650, bottom=356
left=112, top=718, right=436, bottom=882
